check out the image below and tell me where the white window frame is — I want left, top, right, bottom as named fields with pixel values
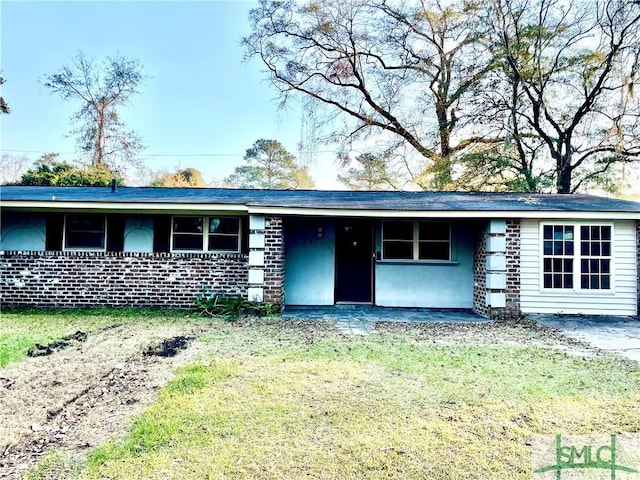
left=381, top=221, right=451, bottom=261
left=170, top=215, right=242, bottom=253
left=62, top=214, right=107, bottom=252
left=539, top=222, right=614, bottom=293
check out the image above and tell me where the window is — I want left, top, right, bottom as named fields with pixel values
left=580, top=225, right=611, bottom=290
left=382, top=221, right=450, bottom=261
left=542, top=224, right=612, bottom=291
left=64, top=214, right=106, bottom=251
left=171, top=216, right=241, bottom=252
left=542, top=225, right=574, bottom=289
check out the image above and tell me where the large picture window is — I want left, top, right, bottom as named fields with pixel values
left=64, top=214, right=106, bottom=251
left=542, top=223, right=612, bottom=291
left=382, top=221, right=450, bottom=261
left=171, top=216, right=241, bottom=252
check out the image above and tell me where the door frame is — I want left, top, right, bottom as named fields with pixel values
left=334, top=218, right=375, bottom=304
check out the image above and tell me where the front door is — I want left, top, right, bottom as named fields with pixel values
left=335, top=219, right=373, bottom=303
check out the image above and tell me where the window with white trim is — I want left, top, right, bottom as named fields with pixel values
left=579, top=225, right=612, bottom=290
left=171, top=216, right=241, bottom=252
left=542, top=224, right=612, bottom=291
left=382, top=221, right=450, bottom=260
left=64, top=214, right=106, bottom=251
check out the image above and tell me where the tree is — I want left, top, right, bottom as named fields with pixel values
left=0, top=76, right=9, bottom=114
left=151, top=167, right=205, bottom=187
left=487, top=0, right=640, bottom=193
left=225, top=139, right=315, bottom=189
left=13, top=153, right=123, bottom=187
left=337, top=152, right=402, bottom=190
left=42, top=52, right=145, bottom=172
left=244, top=0, right=500, bottom=190
left=0, top=154, right=30, bottom=184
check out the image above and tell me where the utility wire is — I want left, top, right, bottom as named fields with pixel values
left=0, top=148, right=342, bottom=157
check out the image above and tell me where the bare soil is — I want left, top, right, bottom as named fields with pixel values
left=0, top=316, right=602, bottom=479
left=0, top=321, right=208, bottom=479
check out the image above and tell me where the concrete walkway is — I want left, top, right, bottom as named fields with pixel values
left=529, top=314, right=640, bottom=363
left=281, top=307, right=640, bottom=362
left=282, top=305, right=488, bottom=335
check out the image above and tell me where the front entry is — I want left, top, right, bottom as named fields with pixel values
left=335, top=219, right=374, bottom=303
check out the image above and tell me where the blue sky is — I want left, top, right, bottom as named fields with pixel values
left=0, top=0, right=339, bottom=187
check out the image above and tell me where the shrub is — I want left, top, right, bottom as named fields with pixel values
left=194, top=293, right=278, bottom=320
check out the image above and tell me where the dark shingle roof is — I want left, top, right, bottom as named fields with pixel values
left=1, top=186, right=639, bottom=212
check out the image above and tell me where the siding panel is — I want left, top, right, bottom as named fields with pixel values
left=520, top=219, right=638, bottom=315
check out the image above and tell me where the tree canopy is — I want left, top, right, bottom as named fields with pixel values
left=42, top=52, right=145, bottom=173
left=486, top=0, right=640, bottom=193
left=225, top=139, right=314, bottom=189
left=12, top=154, right=123, bottom=187
left=245, top=0, right=640, bottom=193
left=0, top=154, right=30, bottom=184
left=337, top=152, right=401, bottom=190
left=151, top=168, right=205, bottom=187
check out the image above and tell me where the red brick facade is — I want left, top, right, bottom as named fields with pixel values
left=264, top=216, right=285, bottom=306
left=505, top=219, right=521, bottom=315
left=472, top=225, right=489, bottom=316
left=472, top=219, right=521, bottom=319
left=0, top=251, right=249, bottom=309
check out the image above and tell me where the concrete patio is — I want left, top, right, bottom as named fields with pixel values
left=282, top=305, right=488, bottom=335
left=529, top=314, right=640, bottom=363
left=282, top=306, right=640, bottom=363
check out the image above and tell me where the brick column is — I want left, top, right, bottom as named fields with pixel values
left=247, top=215, right=266, bottom=302
left=505, top=219, right=521, bottom=316
left=264, top=216, right=284, bottom=307
left=247, top=215, right=284, bottom=308
left=485, top=219, right=508, bottom=317
left=472, top=223, right=489, bottom=316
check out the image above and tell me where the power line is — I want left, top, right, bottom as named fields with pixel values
left=0, top=148, right=343, bottom=157
left=0, top=149, right=243, bottom=157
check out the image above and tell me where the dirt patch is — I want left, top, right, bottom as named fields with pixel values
left=0, top=315, right=606, bottom=478
left=144, top=336, right=194, bottom=357
left=26, top=331, right=88, bottom=358
left=373, top=317, right=599, bottom=355
left=0, top=322, right=207, bottom=479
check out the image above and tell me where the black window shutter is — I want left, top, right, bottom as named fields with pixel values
left=45, top=214, right=64, bottom=251
left=106, top=215, right=125, bottom=252
left=153, top=216, right=171, bottom=253
left=241, top=216, right=249, bottom=254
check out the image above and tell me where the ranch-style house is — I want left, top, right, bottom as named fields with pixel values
left=1, top=186, right=638, bottom=318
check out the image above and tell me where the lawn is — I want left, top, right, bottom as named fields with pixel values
left=4, top=312, right=639, bottom=480
left=0, top=308, right=187, bottom=368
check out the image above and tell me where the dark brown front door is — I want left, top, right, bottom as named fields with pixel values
left=335, top=219, right=373, bottom=303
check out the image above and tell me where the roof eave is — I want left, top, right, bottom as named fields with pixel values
left=1, top=200, right=639, bottom=220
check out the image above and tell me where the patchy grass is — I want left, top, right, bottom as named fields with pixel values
left=22, top=449, right=67, bottom=480
left=0, top=308, right=192, bottom=368
left=76, top=318, right=640, bottom=480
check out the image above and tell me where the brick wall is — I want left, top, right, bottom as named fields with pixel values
left=0, top=251, right=248, bottom=309
left=472, top=224, right=489, bottom=316
left=264, top=216, right=285, bottom=306
left=472, top=219, right=521, bottom=319
left=505, top=219, right=521, bottom=315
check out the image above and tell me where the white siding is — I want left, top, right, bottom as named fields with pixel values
left=520, top=219, right=638, bottom=315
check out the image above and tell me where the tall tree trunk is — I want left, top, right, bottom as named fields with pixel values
left=95, top=107, right=105, bottom=167
left=556, top=151, right=573, bottom=194
left=435, top=102, right=453, bottom=189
